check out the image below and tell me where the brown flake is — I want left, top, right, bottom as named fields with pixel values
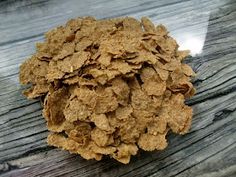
left=64, top=98, right=91, bottom=122
left=43, top=87, right=69, bottom=132
left=91, top=128, right=114, bottom=147
left=91, top=113, right=114, bottom=132
left=112, top=143, right=138, bottom=164
left=138, top=132, right=168, bottom=151
left=95, top=87, right=118, bottom=114
left=141, top=17, right=156, bottom=33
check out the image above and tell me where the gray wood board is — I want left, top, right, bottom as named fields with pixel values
left=0, top=0, right=236, bottom=176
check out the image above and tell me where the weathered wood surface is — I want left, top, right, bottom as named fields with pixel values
left=0, top=0, right=236, bottom=176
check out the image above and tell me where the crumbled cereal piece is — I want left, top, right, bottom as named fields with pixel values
left=47, top=134, right=102, bottom=160
left=19, top=16, right=195, bottom=164
left=95, top=87, right=118, bottom=114
left=112, top=143, right=138, bottom=164
left=147, top=116, right=167, bottom=135
left=91, top=128, right=114, bottom=146
left=156, top=24, right=168, bottom=36
left=64, top=98, right=91, bottom=122
left=141, top=17, right=156, bottom=33
left=111, top=77, right=130, bottom=105
left=181, top=63, right=196, bottom=76
left=91, top=114, right=114, bottom=132
left=54, top=42, right=75, bottom=60
left=90, top=142, right=117, bottom=155
left=138, top=132, right=168, bottom=151
left=115, top=105, right=133, bottom=120
left=47, top=60, right=65, bottom=81
left=142, top=80, right=166, bottom=96
left=23, top=80, right=49, bottom=99
left=67, top=122, right=91, bottom=146
left=43, top=87, right=69, bottom=132
left=73, top=87, right=97, bottom=108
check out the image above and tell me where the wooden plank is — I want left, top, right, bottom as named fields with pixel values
left=0, top=0, right=236, bottom=176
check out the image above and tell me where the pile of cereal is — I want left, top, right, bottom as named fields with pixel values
left=19, top=17, right=195, bottom=164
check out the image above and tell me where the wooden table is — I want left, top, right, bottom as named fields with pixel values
left=0, top=0, right=235, bottom=176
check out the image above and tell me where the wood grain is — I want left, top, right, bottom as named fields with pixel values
left=0, top=0, right=236, bottom=176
